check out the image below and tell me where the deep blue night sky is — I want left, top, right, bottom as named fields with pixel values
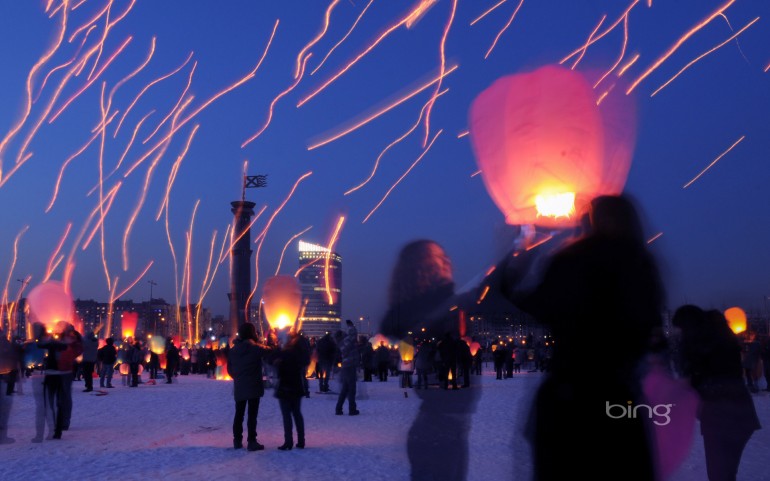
left=1, top=0, right=769, bottom=324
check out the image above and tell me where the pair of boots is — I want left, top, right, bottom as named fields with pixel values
left=278, top=438, right=304, bottom=450
left=234, top=438, right=264, bottom=451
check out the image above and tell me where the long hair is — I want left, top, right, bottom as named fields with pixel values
left=388, top=240, right=454, bottom=306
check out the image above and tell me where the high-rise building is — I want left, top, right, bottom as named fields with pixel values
left=297, top=240, right=341, bottom=338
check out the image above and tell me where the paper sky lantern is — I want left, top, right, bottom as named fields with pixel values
left=469, top=342, right=481, bottom=357
left=150, top=336, right=165, bottom=355
left=398, top=340, right=415, bottom=362
left=370, top=334, right=389, bottom=348
left=469, top=65, right=635, bottom=227
left=26, top=281, right=74, bottom=330
left=122, top=312, right=138, bottom=338
left=725, top=307, right=747, bottom=334
left=262, top=276, right=302, bottom=331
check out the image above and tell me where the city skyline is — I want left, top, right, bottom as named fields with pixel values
left=1, top=1, right=770, bottom=331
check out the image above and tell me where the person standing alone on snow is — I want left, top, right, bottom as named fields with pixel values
left=335, top=320, right=360, bottom=416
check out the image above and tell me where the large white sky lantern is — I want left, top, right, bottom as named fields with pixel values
left=262, top=275, right=302, bottom=331
left=469, top=65, right=635, bottom=227
left=27, top=281, right=74, bottom=331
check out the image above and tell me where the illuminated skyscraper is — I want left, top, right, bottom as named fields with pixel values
left=297, top=240, right=342, bottom=337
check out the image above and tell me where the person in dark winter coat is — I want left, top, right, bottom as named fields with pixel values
left=492, top=345, right=506, bottom=380
left=34, top=322, right=78, bottom=440
left=335, top=321, right=360, bottom=415
left=227, top=323, right=271, bottom=451
left=361, top=340, right=374, bottom=382
left=98, top=338, right=117, bottom=388
left=315, top=333, right=336, bottom=392
left=437, top=332, right=458, bottom=390
left=81, top=331, right=98, bottom=392
left=271, top=332, right=307, bottom=450
left=509, top=195, right=663, bottom=481
left=673, top=306, right=761, bottom=481
left=165, top=338, right=179, bottom=384
left=127, top=339, right=142, bottom=387
left=456, top=338, right=472, bottom=388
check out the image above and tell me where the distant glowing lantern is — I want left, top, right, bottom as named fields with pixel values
left=398, top=340, right=415, bottom=362
left=470, top=342, right=481, bottom=357
left=26, top=281, right=74, bottom=331
left=724, top=307, right=747, bottom=334
left=262, top=276, right=302, bottom=332
left=122, top=312, right=138, bottom=339
left=150, top=336, right=165, bottom=355
left=119, top=363, right=129, bottom=375
left=468, top=65, right=635, bottom=227
left=491, top=344, right=498, bottom=352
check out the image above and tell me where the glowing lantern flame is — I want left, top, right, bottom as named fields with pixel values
left=398, top=340, right=415, bottom=362
left=470, top=342, right=481, bottom=357
left=469, top=65, right=635, bottom=227
left=725, top=307, right=747, bottom=334
left=150, top=335, right=165, bottom=355
left=26, top=281, right=73, bottom=330
left=262, top=276, right=302, bottom=332
left=122, top=312, right=138, bottom=338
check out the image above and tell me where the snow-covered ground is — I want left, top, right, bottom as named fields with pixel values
left=2, top=369, right=769, bottom=481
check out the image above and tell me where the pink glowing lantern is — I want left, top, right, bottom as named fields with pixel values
left=122, top=312, right=138, bottom=339
left=469, top=65, right=635, bottom=227
left=26, top=281, right=74, bottom=331
left=262, top=276, right=302, bottom=332
left=469, top=342, right=481, bottom=357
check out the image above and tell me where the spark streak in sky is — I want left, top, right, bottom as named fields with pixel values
left=156, top=124, right=201, bottom=220
left=68, top=1, right=110, bottom=43
left=594, top=15, right=629, bottom=88
left=275, top=226, right=313, bottom=275
left=35, top=26, right=95, bottom=103
left=297, top=0, right=433, bottom=107
left=422, top=0, right=456, bottom=147
left=560, top=0, right=639, bottom=65
left=484, top=0, right=525, bottom=59
left=241, top=54, right=312, bottom=148
left=0, top=0, right=68, bottom=181
left=626, top=0, right=736, bottom=94
left=570, top=15, right=607, bottom=70
left=363, top=130, right=442, bottom=223
left=1, top=226, right=30, bottom=327
left=307, top=64, right=458, bottom=150
left=324, top=216, right=345, bottom=305
left=457, top=130, right=469, bottom=138
left=617, top=52, right=640, bottom=77
left=683, top=135, right=745, bottom=189
left=143, top=62, right=197, bottom=145
left=344, top=88, right=448, bottom=195
left=311, top=0, right=374, bottom=76
left=294, top=0, right=339, bottom=79
left=114, top=51, right=193, bottom=137
left=44, top=223, right=73, bottom=282
left=470, top=0, right=508, bottom=26
left=647, top=232, right=663, bottom=244
left=650, top=17, right=759, bottom=97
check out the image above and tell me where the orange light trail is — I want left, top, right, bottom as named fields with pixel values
left=0, top=0, right=68, bottom=181
left=72, top=0, right=88, bottom=10
left=182, top=201, right=201, bottom=342
left=294, top=258, right=322, bottom=278
left=218, top=206, right=266, bottom=266
left=48, top=35, right=133, bottom=124
left=107, top=36, right=157, bottom=109
left=48, top=129, right=101, bottom=212
left=422, top=0, right=456, bottom=147
left=477, top=285, right=490, bottom=304
left=363, top=130, right=442, bottom=223
left=120, top=20, right=278, bottom=176
left=143, top=61, right=197, bottom=145
left=43, top=223, right=73, bottom=282
left=617, top=52, right=640, bottom=77
left=1, top=226, right=29, bottom=326
left=307, top=64, right=458, bottom=151
left=113, top=261, right=154, bottom=300
left=88, top=0, right=135, bottom=81
left=68, top=1, right=110, bottom=43
left=96, top=83, right=111, bottom=293
left=324, top=216, right=345, bottom=304
left=650, top=17, right=758, bottom=97
left=156, top=124, right=201, bottom=220
left=594, top=15, right=630, bottom=88
left=471, top=169, right=482, bottom=178
left=344, top=88, right=448, bottom=196
left=646, top=232, right=663, bottom=244
left=484, top=0, right=525, bottom=59
left=626, top=0, right=736, bottom=94
left=560, top=0, right=639, bottom=64
left=122, top=95, right=194, bottom=178
left=111, top=109, right=155, bottom=177
left=525, top=234, right=554, bottom=252
left=275, top=226, right=313, bottom=276
left=765, top=61, right=770, bottom=73
left=485, top=265, right=496, bottom=276
left=596, top=84, right=614, bottom=105
left=406, top=0, right=439, bottom=29
left=471, top=0, right=508, bottom=26
left=245, top=171, right=313, bottom=316
left=242, top=54, right=312, bottom=148
left=311, top=0, right=374, bottom=76
left=90, top=110, right=119, bottom=134
left=114, top=51, right=193, bottom=137
left=45, top=0, right=56, bottom=13
left=48, top=1, right=64, bottom=18
left=195, top=227, right=231, bottom=339
left=297, top=1, right=432, bottom=107
left=35, top=26, right=95, bottom=103
left=683, top=135, right=745, bottom=189
left=570, top=15, right=607, bottom=70
left=457, top=130, right=469, bottom=138
left=294, top=0, right=340, bottom=79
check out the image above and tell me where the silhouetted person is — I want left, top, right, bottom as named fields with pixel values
left=271, top=332, right=307, bottom=450
left=375, top=342, right=389, bottom=381
left=335, top=320, right=360, bottom=415
left=379, top=240, right=479, bottom=481
left=742, top=331, right=761, bottom=394
left=127, top=339, right=142, bottom=387
left=165, top=338, right=179, bottom=384
left=673, top=306, right=761, bottom=481
left=513, top=195, right=664, bottom=481
left=228, top=322, right=270, bottom=451
left=81, top=331, right=98, bottom=392
left=315, top=333, right=335, bottom=392
left=0, top=332, right=16, bottom=444
left=362, top=340, right=374, bottom=382
left=98, top=338, right=117, bottom=388
left=493, top=345, right=505, bottom=380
